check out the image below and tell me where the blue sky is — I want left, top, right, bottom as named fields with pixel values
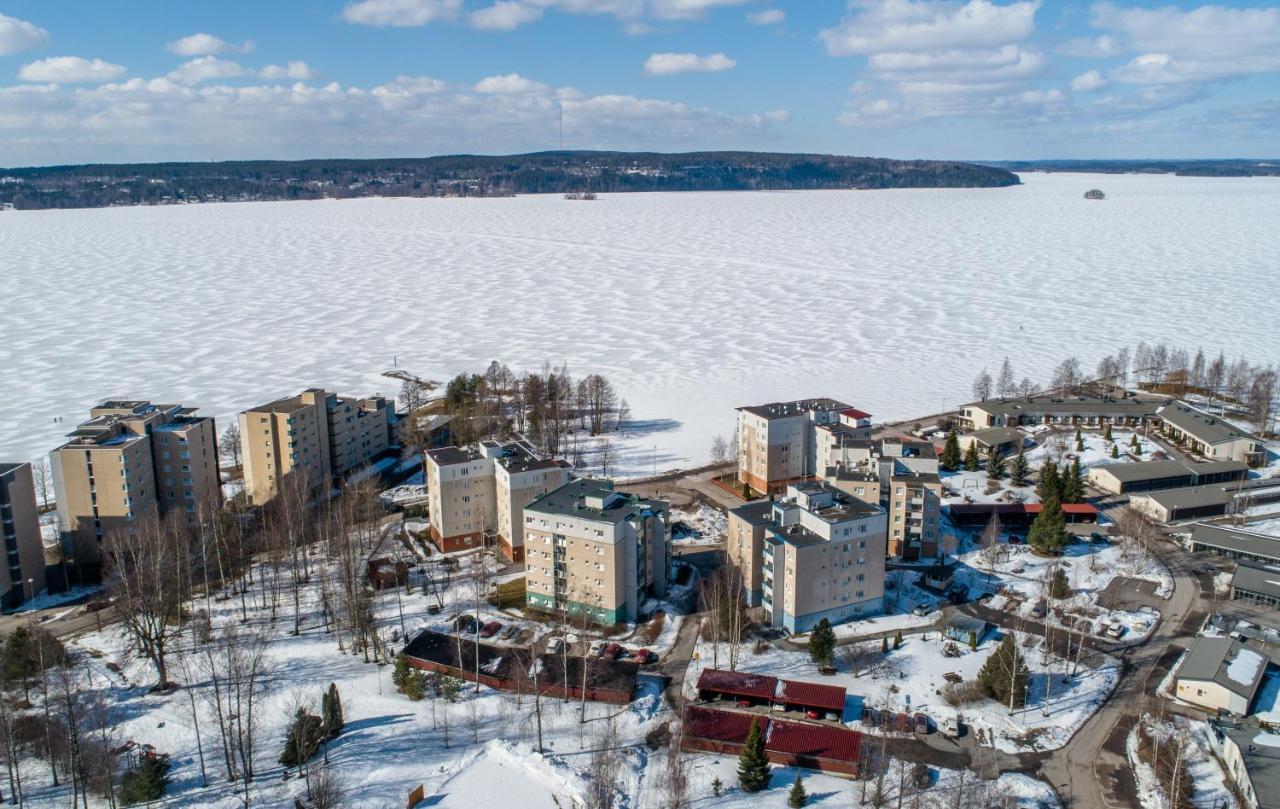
left=1, top=0, right=1277, bottom=165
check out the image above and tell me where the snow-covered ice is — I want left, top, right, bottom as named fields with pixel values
left=4, top=173, right=1279, bottom=473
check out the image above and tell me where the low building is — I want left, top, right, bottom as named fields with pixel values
left=1208, top=721, right=1280, bottom=809
left=946, top=501, right=1099, bottom=527
left=1087, top=459, right=1249, bottom=495
left=0, top=463, right=47, bottom=608
left=958, top=391, right=1167, bottom=431
left=1191, top=523, right=1280, bottom=566
left=1157, top=402, right=1266, bottom=466
left=944, top=615, right=991, bottom=647
left=749, top=481, right=888, bottom=633
left=1131, top=479, right=1280, bottom=523
left=681, top=705, right=863, bottom=776
left=523, top=479, right=669, bottom=625
left=1231, top=563, right=1280, bottom=609
left=424, top=440, right=572, bottom=560
left=736, top=398, right=853, bottom=494
left=957, top=426, right=1025, bottom=456
left=1173, top=636, right=1268, bottom=715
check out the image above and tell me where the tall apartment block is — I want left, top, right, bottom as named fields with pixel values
left=51, top=401, right=221, bottom=569
left=727, top=481, right=887, bottom=633
left=736, top=398, right=856, bottom=495
left=0, top=463, right=47, bottom=608
left=239, top=388, right=395, bottom=504
left=424, top=440, right=572, bottom=561
left=523, top=479, right=669, bottom=625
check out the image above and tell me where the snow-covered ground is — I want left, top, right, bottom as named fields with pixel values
left=672, top=503, right=727, bottom=547
left=5, top=173, right=1279, bottom=473
left=685, top=631, right=1118, bottom=755
left=1126, top=715, right=1238, bottom=809
left=1026, top=429, right=1153, bottom=471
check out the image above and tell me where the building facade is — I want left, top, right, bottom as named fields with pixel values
left=425, top=440, right=571, bottom=561
left=958, top=392, right=1167, bottom=431
left=240, top=388, right=395, bottom=504
left=736, top=399, right=852, bottom=495
left=523, top=479, right=669, bottom=625
left=0, top=463, right=47, bottom=608
left=1156, top=402, right=1266, bottom=466
left=52, top=401, right=221, bottom=568
left=1173, top=637, right=1267, bottom=716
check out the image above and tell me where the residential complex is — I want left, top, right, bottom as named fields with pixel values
left=0, top=462, right=46, bottom=607
left=522, top=479, right=669, bottom=625
left=1156, top=402, right=1266, bottom=465
left=957, top=391, right=1168, bottom=430
left=239, top=388, right=395, bottom=504
left=425, top=440, right=572, bottom=561
left=1130, top=478, right=1280, bottom=523
left=51, top=400, right=221, bottom=568
left=1087, top=458, right=1249, bottom=495
left=728, top=481, right=887, bottom=633
left=736, top=398, right=852, bottom=494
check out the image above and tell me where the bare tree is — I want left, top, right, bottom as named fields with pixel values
left=1050, top=357, right=1083, bottom=394
left=32, top=457, right=53, bottom=511
left=310, top=762, right=347, bottom=809
left=971, top=369, right=993, bottom=401
left=710, top=435, right=729, bottom=465
left=105, top=509, right=188, bottom=690
left=997, top=357, right=1015, bottom=399
left=1206, top=352, right=1226, bottom=412
left=200, top=624, right=270, bottom=806
left=661, top=720, right=692, bottom=809
left=1248, top=367, right=1277, bottom=435
left=586, top=716, right=623, bottom=809
left=219, top=422, right=243, bottom=472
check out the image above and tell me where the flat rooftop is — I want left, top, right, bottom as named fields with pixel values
left=738, top=398, right=848, bottom=420
left=526, top=478, right=664, bottom=525
left=1096, top=459, right=1248, bottom=483
left=965, top=391, right=1168, bottom=417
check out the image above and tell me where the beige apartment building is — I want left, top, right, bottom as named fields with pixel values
left=523, top=479, right=669, bottom=625
left=0, top=462, right=47, bottom=608
left=425, top=440, right=571, bottom=561
left=736, top=399, right=857, bottom=494
left=239, top=388, right=395, bottom=504
left=52, top=401, right=221, bottom=570
left=728, top=481, right=887, bottom=633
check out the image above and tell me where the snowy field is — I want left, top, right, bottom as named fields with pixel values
left=4, top=173, right=1280, bottom=473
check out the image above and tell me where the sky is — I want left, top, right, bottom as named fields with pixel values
left=0, top=0, right=1278, bottom=166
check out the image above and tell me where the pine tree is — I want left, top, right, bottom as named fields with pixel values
left=893, top=629, right=903, bottom=650
left=119, top=754, right=171, bottom=804
left=1036, top=462, right=1060, bottom=501
left=941, top=429, right=962, bottom=470
left=737, top=718, right=772, bottom=792
left=393, top=652, right=426, bottom=701
left=1134, top=442, right=1142, bottom=456
left=321, top=682, right=344, bottom=739
left=1050, top=567, right=1071, bottom=599
left=280, top=708, right=324, bottom=766
left=1061, top=457, right=1084, bottom=504
left=977, top=635, right=1029, bottom=708
left=1110, top=445, right=1119, bottom=459
left=985, top=446, right=1005, bottom=480
left=1075, top=435, right=1085, bottom=453
left=1028, top=496, right=1069, bottom=556
left=963, top=442, right=980, bottom=472
left=1103, top=423, right=1113, bottom=442
left=808, top=618, right=836, bottom=667
left=1074, top=427, right=1082, bottom=444
left=712, top=777, right=723, bottom=797
left=788, top=775, right=808, bottom=808
left=1130, top=434, right=1140, bottom=448
left=881, top=636, right=890, bottom=654
left=1009, top=447, right=1030, bottom=487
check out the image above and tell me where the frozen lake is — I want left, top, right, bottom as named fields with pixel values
left=2, top=172, right=1278, bottom=473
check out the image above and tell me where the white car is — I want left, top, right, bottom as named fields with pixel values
left=912, top=603, right=933, bottom=617
left=545, top=637, right=565, bottom=655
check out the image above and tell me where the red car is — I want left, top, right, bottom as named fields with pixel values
left=480, top=621, right=502, bottom=638
left=736, top=698, right=752, bottom=708
left=805, top=709, right=821, bottom=720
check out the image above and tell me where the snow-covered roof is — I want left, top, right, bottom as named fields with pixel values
left=1176, top=636, right=1269, bottom=701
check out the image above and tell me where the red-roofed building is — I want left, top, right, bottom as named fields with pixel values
left=766, top=718, right=862, bottom=775
left=697, top=668, right=779, bottom=705
left=682, top=706, right=768, bottom=756
left=775, top=679, right=847, bottom=715
left=948, top=502, right=1099, bottom=527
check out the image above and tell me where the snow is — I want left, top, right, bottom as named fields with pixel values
left=1243, top=517, right=1280, bottom=538
left=1025, top=429, right=1151, bottom=471
left=1253, top=732, right=1280, bottom=748
left=1226, top=648, right=1265, bottom=686
left=671, top=503, right=727, bottom=547
left=1127, top=715, right=1239, bottom=809
left=5, top=173, right=1279, bottom=474
left=5, top=584, right=102, bottom=613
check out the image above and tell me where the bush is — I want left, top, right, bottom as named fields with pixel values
left=280, top=710, right=324, bottom=767
left=941, top=680, right=985, bottom=706
left=120, top=754, right=170, bottom=804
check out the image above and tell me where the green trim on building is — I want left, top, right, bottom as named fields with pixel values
left=525, top=593, right=621, bottom=626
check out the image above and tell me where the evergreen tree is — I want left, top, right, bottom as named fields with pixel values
left=1103, top=423, right=1113, bottom=442
left=1050, top=567, right=1071, bottom=599
left=712, top=777, right=723, bottom=797
left=963, top=442, right=980, bottom=472
left=941, top=429, right=962, bottom=470
left=280, top=709, right=324, bottom=767
left=1061, top=457, right=1084, bottom=504
left=977, top=635, right=1029, bottom=709
left=1028, top=496, right=1069, bottom=556
left=1110, top=444, right=1119, bottom=459
left=788, top=775, right=808, bottom=808
left=393, top=652, right=426, bottom=701
left=881, top=636, right=890, bottom=654
left=1075, top=435, right=1085, bottom=453
left=808, top=619, right=836, bottom=667
left=985, top=447, right=1005, bottom=481
left=120, top=754, right=171, bottom=804
left=1134, top=441, right=1142, bottom=456
left=1009, top=448, right=1030, bottom=487
left=321, top=682, right=344, bottom=739
left=1036, top=463, right=1060, bottom=502
left=737, top=718, right=772, bottom=793
left=1074, top=427, right=1083, bottom=444
left=893, top=629, right=903, bottom=650
left=2, top=627, right=35, bottom=700
left=1130, top=434, right=1140, bottom=449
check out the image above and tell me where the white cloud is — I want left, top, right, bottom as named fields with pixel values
left=622, top=21, right=653, bottom=35
left=474, top=73, right=552, bottom=94
left=747, top=9, right=785, bottom=26
left=1056, top=34, right=1120, bottom=58
left=648, top=0, right=753, bottom=19
left=342, top=0, right=462, bottom=26
left=260, top=61, right=318, bottom=81
left=643, top=52, right=736, bottom=75
left=18, top=56, right=126, bottom=84
left=166, top=33, right=254, bottom=56
left=372, top=74, right=448, bottom=102
left=470, top=1, right=544, bottom=29
left=1070, top=69, right=1106, bottom=93
left=168, top=56, right=245, bottom=85
left=819, top=0, right=1040, bottom=57
left=0, top=13, right=49, bottom=56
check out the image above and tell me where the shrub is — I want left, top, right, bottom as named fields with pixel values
left=280, top=710, right=324, bottom=767
left=120, top=753, right=170, bottom=805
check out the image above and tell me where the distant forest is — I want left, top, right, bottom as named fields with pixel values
left=989, top=159, right=1280, bottom=177
left=0, top=151, right=1018, bottom=210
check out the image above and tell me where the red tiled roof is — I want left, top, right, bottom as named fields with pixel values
left=841, top=408, right=872, bottom=420
left=696, top=668, right=779, bottom=700
left=766, top=718, right=862, bottom=762
left=775, top=679, right=846, bottom=712
left=683, top=705, right=767, bottom=743
left=949, top=502, right=1098, bottom=517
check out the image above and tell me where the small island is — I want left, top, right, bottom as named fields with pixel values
left=1084, top=188, right=1106, bottom=200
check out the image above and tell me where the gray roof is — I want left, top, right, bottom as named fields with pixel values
left=1159, top=402, right=1259, bottom=446
left=738, top=398, right=848, bottom=420
left=964, top=426, right=1024, bottom=448
left=425, top=446, right=480, bottom=466
left=1137, top=479, right=1280, bottom=513
left=1176, top=636, right=1268, bottom=699
left=1095, top=459, right=1248, bottom=484
left=0, top=462, right=28, bottom=476
left=728, top=500, right=774, bottom=525
left=946, top=615, right=989, bottom=634
left=525, top=478, right=665, bottom=525
left=1232, top=562, right=1280, bottom=600
left=1218, top=723, right=1280, bottom=809
left=964, top=392, right=1168, bottom=418
left=1194, top=523, right=1280, bottom=561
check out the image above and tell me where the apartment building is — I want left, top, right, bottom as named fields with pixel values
left=957, top=391, right=1167, bottom=431
left=1156, top=402, right=1266, bottom=466
left=239, top=388, right=395, bottom=504
left=52, top=400, right=221, bottom=568
left=0, top=463, right=46, bottom=608
left=523, top=479, right=669, bottom=625
left=424, top=440, right=571, bottom=561
left=729, top=481, right=886, bottom=633
left=736, top=399, right=860, bottom=495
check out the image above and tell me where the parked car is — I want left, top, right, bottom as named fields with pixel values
left=454, top=614, right=478, bottom=634
left=736, top=698, right=752, bottom=708
left=895, top=713, right=912, bottom=733
left=500, top=624, right=520, bottom=640
left=947, top=584, right=969, bottom=603
left=480, top=621, right=502, bottom=638
left=825, top=711, right=841, bottom=722
left=1103, top=623, right=1127, bottom=639
left=861, top=707, right=877, bottom=725
left=805, top=709, right=821, bottom=720
left=912, top=602, right=933, bottom=617
left=1030, top=600, right=1047, bottom=618
left=943, top=717, right=962, bottom=738
left=545, top=637, right=565, bottom=655
left=1007, top=534, right=1024, bottom=544
left=588, top=641, right=605, bottom=657
left=1090, top=532, right=1109, bottom=544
